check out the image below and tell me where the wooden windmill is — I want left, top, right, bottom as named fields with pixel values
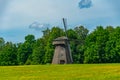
left=52, top=18, right=73, bottom=64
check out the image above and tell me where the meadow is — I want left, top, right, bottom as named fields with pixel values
left=0, top=64, right=120, bottom=80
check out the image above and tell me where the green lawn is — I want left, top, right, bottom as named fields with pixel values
left=0, top=64, right=120, bottom=80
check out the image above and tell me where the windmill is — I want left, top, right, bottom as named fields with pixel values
left=52, top=18, right=73, bottom=64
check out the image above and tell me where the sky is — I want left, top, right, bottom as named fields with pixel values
left=0, top=0, right=120, bottom=43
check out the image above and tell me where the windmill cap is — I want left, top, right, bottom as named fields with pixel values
left=54, top=36, right=68, bottom=40
left=53, top=36, right=69, bottom=45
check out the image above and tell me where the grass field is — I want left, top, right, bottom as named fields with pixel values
left=0, top=64, right=120, bottom=80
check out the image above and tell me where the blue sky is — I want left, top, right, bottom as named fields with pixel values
left=0, top=0, right=120, bottom=43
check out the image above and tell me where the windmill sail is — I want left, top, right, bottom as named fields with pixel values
left=62, top=18, right=68, bottom=37
left=62, top=18, right=73, bottom=63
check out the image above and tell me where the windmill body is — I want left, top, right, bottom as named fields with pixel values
left=52, top=18, right=73, bottom=64
left=52, top=36, right=73, bottom=64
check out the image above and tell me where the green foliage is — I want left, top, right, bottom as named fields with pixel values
left=71, top=26, right=89, bottom=63
left=25, top=34, right=35, bottom=43
left=105, top=26, right=120, bottom=63
left=31, top=38, right=45, bottom=64
left=0, top=42, right=17, bottom=65
left=1, top=26, right=120, bottom=65
left=84, top=26, right=109, bottom=63
left=17, top=34, right=35, bottom=65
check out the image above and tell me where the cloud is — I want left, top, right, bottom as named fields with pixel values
left=79, top=0, right=92, bottom=9
left=29, top=21, right=50, bottom=31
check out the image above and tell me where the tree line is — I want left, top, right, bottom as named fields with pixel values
left=0, top=25, right=120, bottom=65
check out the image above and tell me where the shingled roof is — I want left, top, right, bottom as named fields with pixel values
left=54, top=36, right=68, bottom=40
left=53, top=36, right=68, bottom=45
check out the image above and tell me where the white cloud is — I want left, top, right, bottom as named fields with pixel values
left=29, top=21, right=50, bottom=31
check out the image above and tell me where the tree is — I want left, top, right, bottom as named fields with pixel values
left=17, top=34, right=35, bottom=65
left=71, top=26, right=89, bottom=63
left=74, top=26, right=89, bottom=45
left=0, top=42, right=17, bottom=65
left=25, top=34, right=35, bottom=43
left=105, top=26, right=120, bottom=63
left=84, top=26, right=109, bottom=63
left=31, top=38, right=45, bottom=64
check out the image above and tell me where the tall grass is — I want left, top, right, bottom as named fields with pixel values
left=0, top=64, right=120, bottom=80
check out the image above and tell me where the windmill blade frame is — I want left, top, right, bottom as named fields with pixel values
left=62, top=18, right=68, bottom=38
